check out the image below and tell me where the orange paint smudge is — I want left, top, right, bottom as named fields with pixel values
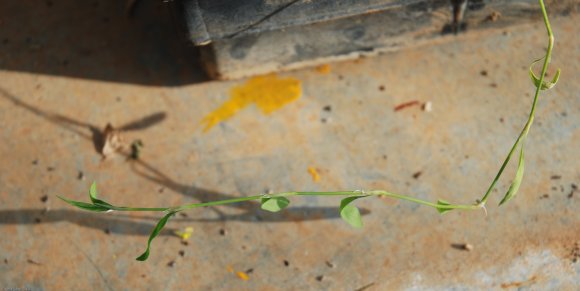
left=308, top=167, right=320, bottom=182
left=315, top=64, right=331, bottom=74
left=201, top=74, right=302, bottom=132
left=236, top=271, right=250, bottom=281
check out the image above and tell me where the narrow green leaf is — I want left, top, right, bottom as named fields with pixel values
left=89, top=182, right=98, bottom=201
left=339, top=196, right=365, bottom=228
left=57, top=196, right=111, bottom=212
left=499, top=145, right=525, bottom=206
left=436, top=199, right=453, bottom=214
left=529, top=58, right=560, bottom=90
left=88, top=182, right=113, bottom=208
left=136, top=211, right=175, bottom=261
left=260, top=197, right=290, bottom=212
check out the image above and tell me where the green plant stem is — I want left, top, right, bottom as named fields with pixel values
left=104, top=190, right=478, bottom=214
left=479, top=0, right=553, bottom=204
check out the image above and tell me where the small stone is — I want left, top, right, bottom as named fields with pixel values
left=178, top=250, right=185, bottom=257
left=323, top=105, right=332, bottom=112
left=167, top=260, right=175, bottom=267
left=77, top=171, right=85, bottom=180
left=40, top=195, right=48, bottom=203
left=325, top=261, right=335, bottom=268
left=412, top=171, right=422, bottom=179
left=283, top=260, right=289, bottom=267
left=422, top=101, right=432, bottom=112
left=480, top=70, right=488, bottom=76
left=316, top=275, right=324, bottom=282
left=219, top=229, right=227, bottom=236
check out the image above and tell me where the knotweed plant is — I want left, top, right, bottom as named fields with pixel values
left=59, top=0, right=560, bottom=261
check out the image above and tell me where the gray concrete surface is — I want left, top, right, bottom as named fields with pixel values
left=0, top=1, right=579, bottom=290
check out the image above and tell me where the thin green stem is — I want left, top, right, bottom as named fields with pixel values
left=479, top=0, right=553, bottom=204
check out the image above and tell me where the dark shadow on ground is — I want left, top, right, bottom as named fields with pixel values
left=1, top=88, right=368, bottom=224
left=0, top=208, right=175, bottom=236
left=0, top=0, right=208, bottom=86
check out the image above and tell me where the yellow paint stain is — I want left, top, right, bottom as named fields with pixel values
left=315, top=64, right=331, bottom=74
left=308, top=167, right=320, bottom=182
left=201, top=74, right=302, bottom=132
left=236, top=271, right=250, bottom=281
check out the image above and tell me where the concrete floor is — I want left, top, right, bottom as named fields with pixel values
left=1, top=1, right=579, bottom=290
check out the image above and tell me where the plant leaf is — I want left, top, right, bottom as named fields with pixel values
left=136, top=211, right=175, bottom=261
left=88, top=182, right=113, bottom=208
left=529, top=58, right=560, bottom=90
left=339, top=196, right=365, bottom=228
left=57, top=195, right=111, bottom=212
left=260, top=196, right=290, bottom=212
left=499, top=145, right=525, bottom=206
left=436, top=199, right=453, bottom=214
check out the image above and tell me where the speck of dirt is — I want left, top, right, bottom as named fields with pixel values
left=40, top=195, right=48, bottom=203
left=551, top=186, right=558, bottom=191
left=550, top=175, right=562, bottom=180
left=572, top=184, right=578, bottom=191
left=316, top=275, right=324, bottom=282
left=241, top=245, right=247, bottom=250
left=480, top=70, right=488, bottom=76
left=167, top=261, right=175, bottom=267
left=561, top=185, right=565, bottom=192
left=540, top=194, right=549, bottom=199
left=158, top=187, right=165, bottom=193
left=283, top=260, right=290, bottom=267
left=412, top=171, right=422, bottom=179
left=219, top=229, right=227, bottom=236
left=179, top=212, right=187, bottom=218
left=490, top=83, right=498, bottom=88
left=77, top=171, right=85, bottom=180
left=181, top=241, right=189, bottom=246
left=321, top=118, right=328, bottom=123
left=46, top=167, right=55, bottom=172
left=382, top=155, right=387, bottom=160
left=27, top=259, right=41, bottom=265
left=323, top=105, right=332, bottom=112
left=178, top=250, right=185, bottom=257
left=569, top=192, right=575, bottom=199
left=104, top=228, right=111, bottom=235
left=4, top=258, right=7, bottom=264
left=325, top=261, right=335, bottom=268
left=32, top=159, right=39, bottom=165
left=499, top=117, right=504, bottom=123
left=116, top=97, right=122, bottom=102
left=561, top=111, right=567, bottom=117
left=34, top=218, right=41, bottom=223
left=245, top=268, right=254, bottom=274
left=338, top=75, right=344, bottom=80
left=451, top=243, right=473, bottom=251
left=379, top=85, right=385, bottom=91
left=141, top=274, right=146, bottom=278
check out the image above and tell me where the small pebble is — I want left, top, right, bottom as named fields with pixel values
left=323, top=105, right=332, bottom=112
left=422, top=101, right=432, bottom=112
left=40, top=195, right=48, bottom=203
left=283, top=260, right=289, bottom=267
left=167, top=261, right=175, bottom=267
left=316, top=275, right=324, bottom=282
left=219, top=229, right=227, bottom=236
left=325, top=261, right=335, bottom=268
left=77, top=171, right=85, bottom=180
left=178, top=250, right=185, bottom=257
